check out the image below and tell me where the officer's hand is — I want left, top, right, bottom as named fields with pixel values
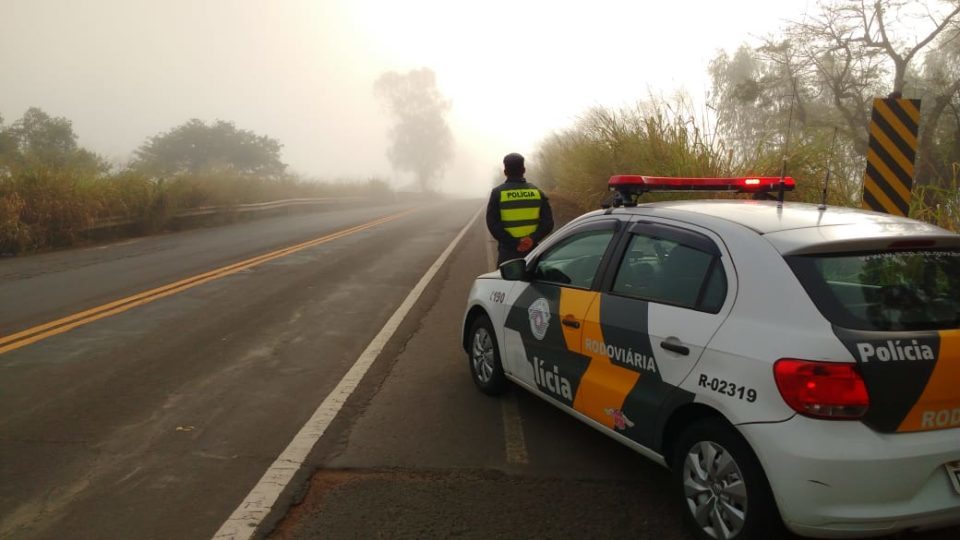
left=517, top=237, right=534, bottom=253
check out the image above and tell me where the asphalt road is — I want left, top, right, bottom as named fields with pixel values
left=0, top=200, right=476, bottom=539
left=2, top=199, right=958, bottom=540
left=268, top=216, right=687, bottom=540
left=266, top=206, right=960, bottom=540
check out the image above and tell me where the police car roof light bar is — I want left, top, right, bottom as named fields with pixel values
left=603, top=176, right=798, bottom=208
left=608, top=176, right=796, bottom=194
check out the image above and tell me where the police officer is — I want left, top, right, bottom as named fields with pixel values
left=486, top=153, right=554, bottom=265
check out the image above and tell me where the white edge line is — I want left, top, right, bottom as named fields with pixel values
left=484, top=231, right=530, bottom=465
left=500, top=396, right=529, bottom=465
left=212, top=206, right=483, bottom=540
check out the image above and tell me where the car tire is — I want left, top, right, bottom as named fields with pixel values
left=467, top=315, right=507, bottom=395
left=671, top=419, right=783, bottom=540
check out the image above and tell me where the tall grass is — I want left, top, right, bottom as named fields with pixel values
left=912, top=166, right=960, bottom=231
left=0, top=163, right=107, bottom=252
left=0, top=165, right=392, bottom=254
left=533, top=99, right=958, bottom=233
left=533, top=100, right=729, bottom=207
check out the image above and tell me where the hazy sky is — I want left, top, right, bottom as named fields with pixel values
left=1, top=0, right=810, bottom=194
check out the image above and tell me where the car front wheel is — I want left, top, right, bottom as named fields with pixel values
left=468, top=315, right=507, bottom=395
left=672, top=419, right=782, bottom=540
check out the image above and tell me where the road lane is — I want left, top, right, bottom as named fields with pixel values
left=0, top=208, right=418, bottom=355
left=0, top=201, right=421, bottom=335
left=0, top=199, right=481, bottom=539
left=270, top=208, right=683, bottom=539
left=214, top=206, right=481, bottom=539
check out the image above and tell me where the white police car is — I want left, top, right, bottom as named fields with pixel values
left=462, top=176, right=960, bottom=540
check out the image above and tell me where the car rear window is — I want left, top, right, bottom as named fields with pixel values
left=612, top=234, right=727, bottom=313
left=787, top=249, right=960, bottom=331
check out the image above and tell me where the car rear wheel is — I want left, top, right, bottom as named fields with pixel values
left=468, top=315, right=507, bottom=395
left=672, top=419, right=781, bottom=540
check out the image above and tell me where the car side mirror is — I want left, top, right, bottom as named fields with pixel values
left=499, top=258, right=529, bottom=281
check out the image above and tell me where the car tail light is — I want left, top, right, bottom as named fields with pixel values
left=773, top=359, right=869, bottom=419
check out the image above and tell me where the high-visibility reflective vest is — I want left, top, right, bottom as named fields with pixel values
left=499, top=188, right=542, bottom=238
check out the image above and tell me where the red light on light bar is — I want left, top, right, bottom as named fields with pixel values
left=887, top=239, right=937, bottom=249
left=608, top=175, right=795, bottom=193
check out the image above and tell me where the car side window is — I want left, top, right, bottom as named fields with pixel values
left=612, top=232, right=727, bottom=313
left=532, top=230, right=614, bottom=289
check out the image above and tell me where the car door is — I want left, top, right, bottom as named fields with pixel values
left=574, top=220, right=734, bottom=448
left=501, top=219, right=619, bottom=407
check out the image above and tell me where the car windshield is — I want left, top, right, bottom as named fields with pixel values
left=787, top=249, right=960, bottom=331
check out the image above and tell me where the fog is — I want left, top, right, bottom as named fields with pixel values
left=1, top=0, right=808, bottom=196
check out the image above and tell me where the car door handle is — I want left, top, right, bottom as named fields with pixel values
left=561, top=317, right=581, bottom=329
left=660, top=340, right=689, bottom=356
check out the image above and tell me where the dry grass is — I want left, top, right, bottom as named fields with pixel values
left=533, top=101, right=729, bottom=209
left=0, top=166, right=392, bottom=254
left=912, top=169, right=960, bottom=232
left=533, top=100, right=959, bottom=232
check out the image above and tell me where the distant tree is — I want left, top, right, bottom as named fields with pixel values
left=134, top=119, right=286, bottom=177
left=0, top=114, right=15, bottom=165
left=0, top=107, right=107, bottom=173
left=10, top=107, right=78, bottom=161
left=374, top=68, right=454, bottom=191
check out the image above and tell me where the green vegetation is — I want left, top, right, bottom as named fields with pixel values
left=913, top=174, right=960, bottom=231
left=532, top=0, right=959, bottom=232
left=0, top=110, right=390, bottom=254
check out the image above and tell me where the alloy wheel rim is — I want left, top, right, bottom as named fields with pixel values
left=471, top=328, right=495, bottom=383
left=682, top=440, right=748, bottom=540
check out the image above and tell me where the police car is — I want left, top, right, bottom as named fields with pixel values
left=461, top=175, right=960, bottom=540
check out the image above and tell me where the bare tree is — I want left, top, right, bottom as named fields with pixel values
left=792, top=0, right=960, bottom=183
left=711, top=0, right=960, bottom=188
left=915, top=23, right=960, bottom=184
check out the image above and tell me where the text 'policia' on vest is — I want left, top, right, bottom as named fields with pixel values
left=499, top=188, right=542, bottom=238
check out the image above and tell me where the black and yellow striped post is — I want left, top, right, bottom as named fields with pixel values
left=862, top=97, right=921, bottom=216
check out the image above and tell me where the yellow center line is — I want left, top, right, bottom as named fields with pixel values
left=0, top=207, right=420, bottom=356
